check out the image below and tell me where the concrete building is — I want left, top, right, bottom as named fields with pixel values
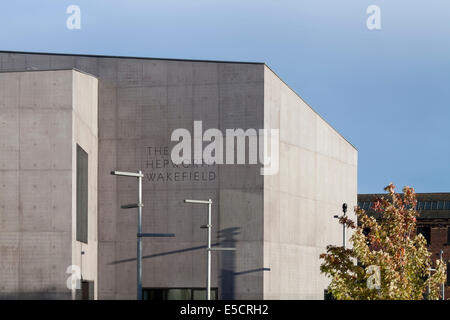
left=358, top=193, right=450, bottom=298
left=0, top=69, right=98, bottom=299
left=0, top=51, right=357, bottom=300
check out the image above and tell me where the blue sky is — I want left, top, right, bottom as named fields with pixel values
left=1, top=0, right=449, bottom=194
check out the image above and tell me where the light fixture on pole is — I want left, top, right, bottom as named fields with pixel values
left=111, top=170, right=175, bottom=300
left=184, top=198, right=236, bottom=300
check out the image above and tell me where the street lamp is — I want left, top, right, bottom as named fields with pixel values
left=111, top=170, right=175, bottom=300
left=184, top=198, right=236, bottom=300
left=333, top=203, right=348, bottom=248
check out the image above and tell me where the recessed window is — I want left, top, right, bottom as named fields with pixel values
left=76, top=145, right=88, bottom=244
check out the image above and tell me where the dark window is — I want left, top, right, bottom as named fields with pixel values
left=437, top=201, right=445, bottom=210
left=417, top=226, right=431, bottom=245
left=416, top=201, right=421, bottom=210
left=324, top=289, right=335, bottom=300
left=447, top=262, right=450, bottom=286
left=76, top=145, right=88, bottom=244
left=362, top=227, right=372, bottom=246
left=445, top=201, right=450, bottom=210
left=143, top=288, right=218, bottom=300
left=447, top=227, right=450, bottom=244
left=431, top=201, right=438, bottom=210
left=76, top=280, right=94, bottom=300
left=424, top=201, right=431, bottom=210
left=363, top=228, right=371, bottom=236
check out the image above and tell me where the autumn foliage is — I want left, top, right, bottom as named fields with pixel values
left=320, top=183, right=446, bottom=300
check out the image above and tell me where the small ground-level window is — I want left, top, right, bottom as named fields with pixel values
left=75, top=280, right=94, bottom=300
left=143, top=288, right=218, bottom=300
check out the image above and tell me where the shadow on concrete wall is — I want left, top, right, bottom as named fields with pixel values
left=109, top=226, right=270, bottom=299
left=109, top=243, right=222, bottom=265
left=218, top=227, right=239, bottom=299
left=217, top=227, right=271, bottom=299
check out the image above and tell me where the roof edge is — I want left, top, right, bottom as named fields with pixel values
left=359, top=193, right=450, bottom=195
left=0, top=67, right=98, bottom=78
left=263, top=64, right=358, bottom=151
left=0, top=50, right=264, bottom=65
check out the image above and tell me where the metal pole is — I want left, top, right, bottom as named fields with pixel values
left=184, top=198, right=234, bottom=301
left=427, top=267, right=436, bottom=300
left=137, top=170, right=143, bottom=300
left=342, top=203, right=347, bottom=249
left=112, top=170, right=175, bottom=301
left=440, top=249, right=444, bottom=300
left=343, top=213, right=346, bottom=249
left=207, top=199, right=212, bottom=301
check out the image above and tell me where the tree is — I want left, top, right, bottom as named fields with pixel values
left=320, top=183, right=446, bottom=300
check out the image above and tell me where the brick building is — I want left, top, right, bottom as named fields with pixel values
left=358, top=193, right=450, bottom=299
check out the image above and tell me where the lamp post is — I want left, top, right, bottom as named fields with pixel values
left=184, top=198, right=235, bottom=300
left=428, top=250, right=446, bottom=300
left=333, top=203, right=348, bottom=249
left=111, top=170, right=175, bottom=300
left=427, top=267, right=436, bottom=300
left=440, top=249, right=445, bottom=300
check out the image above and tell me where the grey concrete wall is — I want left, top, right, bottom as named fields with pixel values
left=98, top=58, right=266, bottom=299
left=0, top=69, right=98, bottom=299
left=262, top=66, right=358, bottom=299
left=71, top=71, right=99, bottom=299
left=0, top=70, right=97, bottom=299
